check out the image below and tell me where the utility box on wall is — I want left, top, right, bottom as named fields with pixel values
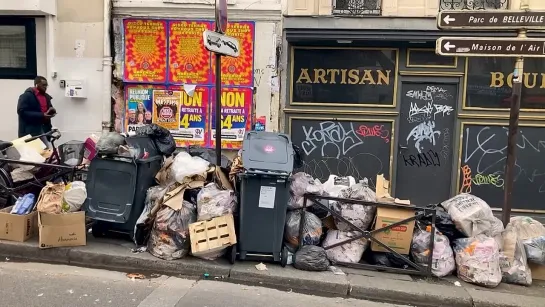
left=64, top=80, right=87, bottom=98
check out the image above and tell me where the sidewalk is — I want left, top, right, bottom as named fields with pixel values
left=0, top=235, right=543, bottom=307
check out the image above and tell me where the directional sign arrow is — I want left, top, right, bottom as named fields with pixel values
left=437, top=10, right=545, bottom=30
left=436, top=37, right=545, bottom=57
left=443, top=41, right=455, bottom=51
left=443, top=15, right=455, bottom=25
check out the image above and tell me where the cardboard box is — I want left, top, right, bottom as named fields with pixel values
left=529, top=263, right=545, bottom=281
left=371, top=206, right=415, bottom=255
left=0, top=206, right=38, bottom=242
left=38, top=211, right=86, bottom=249
left=189, top=214, right=236, bottom=257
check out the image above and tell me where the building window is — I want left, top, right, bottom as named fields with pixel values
left=0, top=18, right=37, bottom=79
left=465, top=57, right=545, bottom=110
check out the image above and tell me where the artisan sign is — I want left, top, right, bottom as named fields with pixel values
left=436, top=37, right=545, bottom=57
left=438, top=10, right=545, bottom=30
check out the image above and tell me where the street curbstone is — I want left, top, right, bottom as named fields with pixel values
left=229, top=262, right=349, bottom=297
left=348, top=274, right=473, bottom=307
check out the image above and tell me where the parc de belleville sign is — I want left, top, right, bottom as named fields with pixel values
left=436, top=10, right=545, bottom=57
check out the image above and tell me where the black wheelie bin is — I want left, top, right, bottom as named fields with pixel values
left=84, top=136, right=162, bottom=237
left=235, top=131, right=294, bottom=267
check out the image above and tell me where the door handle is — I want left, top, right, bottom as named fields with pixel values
left=399, top=144, right=408, bottom=150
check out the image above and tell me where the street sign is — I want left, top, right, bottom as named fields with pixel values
left=438, top=10, right=545, bottom=30
left=215, top=0, right=228, bottom=33
left=436, top=37, right=545, bottom=57
left=203, top=30, right=240, bottom=57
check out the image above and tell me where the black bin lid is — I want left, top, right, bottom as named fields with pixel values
left=242, top=131, right=294, bottom=175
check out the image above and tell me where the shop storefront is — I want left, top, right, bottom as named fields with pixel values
left=111, top=1, right=281, bottom=151
left=282, top=18, right=545, bottom=213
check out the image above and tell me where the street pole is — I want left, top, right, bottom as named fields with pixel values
left=502, top=29, right=525, bottom=226
left=215, top=53, right=222, bottom=166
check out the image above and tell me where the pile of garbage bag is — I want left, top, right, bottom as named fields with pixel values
left=134, top=146, right=238, bottom=261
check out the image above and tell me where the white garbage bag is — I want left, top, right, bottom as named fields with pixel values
left=442, top=194, right=504, bottom=247
left=288, top=172, right=324, bottom=210
left=411, top=225, right=455, bottom=277
left=332, top=178, right=377, bottom=231
left=171, top=152, right=209, bottom=183
left=322, top=230, right=367, bottom=264
left=454, top=236, right=502, bottom=288
left=62, top=181, right=87, bottom=212
left=196, top=183, right=237, bottom=221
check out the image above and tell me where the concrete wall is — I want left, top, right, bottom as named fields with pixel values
left=113, top=0, right=282, bottom=132
left=0, top=0, right=106, bottom=143
left=286, top=0, right=517, bottom=16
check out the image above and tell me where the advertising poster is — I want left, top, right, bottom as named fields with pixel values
left=168, top=20, right=213, bottom=85
left=211, top=21, right=255, bottom=86
left=125, top=85, right=164, bottom=133
left=169, top=86, right=209, bottom=147
left=210, top=87, right=253, bottom=149
left=124, top=19, right=168, bottom=83
left=152, top=90, right=181, bottom=132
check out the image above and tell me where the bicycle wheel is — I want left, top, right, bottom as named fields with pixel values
left=0, top=168, right=16, bottom=208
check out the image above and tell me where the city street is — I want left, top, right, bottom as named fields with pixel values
left=0, top=261, right=409, bottom=307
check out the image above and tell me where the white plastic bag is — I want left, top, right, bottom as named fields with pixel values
left=411, top=225, right=455, bottom=277
left=62, top=181, right=87, bottom=212
left=442, top=194, right=504, bottom=245
left=288, top=172, right=324, bottom=210
left=332, top=178, right=377, bottom=231
left=322, top=230, right=367, bottom=264
left=196, top=183, right=237, bottom=221
left=322, top=175, right=354, bottom=214
left=171, top=152, right=209, bottom=183
left=454, top=236, right=502, bottom=288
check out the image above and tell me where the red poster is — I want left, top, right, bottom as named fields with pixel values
left=169, top=86, right=210, bottom=148
left=209, top=87, right=253, bottom=149
left=124, top=19, right=168, bottom=83
left=212, top=21, right=255, bottom=86
left=168, top=21, right=213, bottom=84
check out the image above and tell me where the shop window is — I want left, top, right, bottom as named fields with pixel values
left=406, top=49, right=457, bottom=68
left=465, top=57, right=545, bottom=110
left=0, top=18, right=37, bottom=80
left=291, top=47, right=398, bottom=107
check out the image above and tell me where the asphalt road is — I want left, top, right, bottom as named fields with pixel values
left=0, top=261, right=410, bottom=307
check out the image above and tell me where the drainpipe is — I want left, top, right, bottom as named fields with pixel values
left=102, top=0, right=113, bottom=132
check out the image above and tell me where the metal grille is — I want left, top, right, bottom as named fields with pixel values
left=333, top=0, right=382, bottom=16
left=0, top=25, right=27, bottom=69
left=440, top=0, right=509, bottom=10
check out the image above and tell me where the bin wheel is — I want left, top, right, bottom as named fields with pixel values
left=91, top=223, right=106, bottom=238
left=281, top=246, right=288, bottom=268
left=229, top=244, right=237, bottom=264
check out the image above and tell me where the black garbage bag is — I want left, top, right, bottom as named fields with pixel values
left=188, top=145, right=231, bottom=169
left=523, top=236, right=545, bottom=265
left=136, top=124, right=176, bottom=156
left=367, top=252, right=409, bottom=269
left=96, top=132, right=125, bottom=155
left=292, top=144, right=305, bottom=170
left=416, top=204, right=464, bottom=245
left=294, top=245, right=330, bottom=271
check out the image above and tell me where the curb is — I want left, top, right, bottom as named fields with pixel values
left=0, top=240, right=539, bottom=307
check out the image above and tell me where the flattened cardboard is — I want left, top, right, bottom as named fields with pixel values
left=38, top=211, right=86, bottom=249
left=371, top=206, right=415, bottom=255
left=0, top=206, right=38, bottom=242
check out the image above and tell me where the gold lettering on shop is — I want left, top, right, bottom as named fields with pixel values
left=296, top=68, right=391, bottom=85
left=489, top=72, right=545, bottom=89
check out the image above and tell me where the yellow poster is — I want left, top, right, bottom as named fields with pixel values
left=152, top=90, right=181, bottom=132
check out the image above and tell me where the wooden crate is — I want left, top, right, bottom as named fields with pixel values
left=189, top=214, right=237, bottom=256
